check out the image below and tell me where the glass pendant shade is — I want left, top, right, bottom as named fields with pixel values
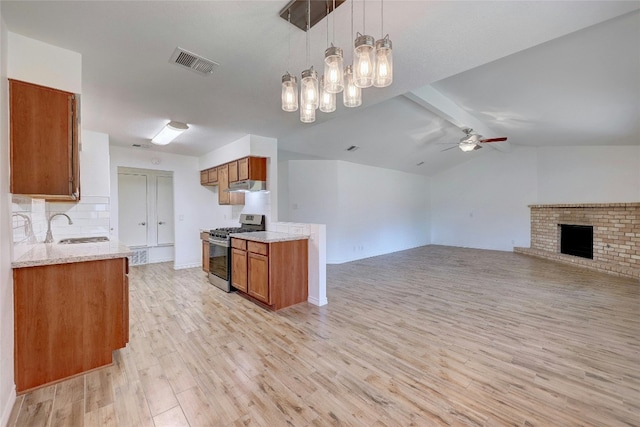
left=323, top=46, right=344, bottom=94
left=353, top=34, right=375, bottom=88
left=281, top=73, right=298, bottom=112
left=300, top=103, right=316, bottom=123
left=343, top=65, right=362, bottom=108
left=319, top=76, right=336, bottom=113
left=301, top=67, right=319, bottom=110
left=373, top=36, right=393, bottom=88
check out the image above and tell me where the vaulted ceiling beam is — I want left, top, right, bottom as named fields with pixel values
left=405, top=86, right=511, bottom=152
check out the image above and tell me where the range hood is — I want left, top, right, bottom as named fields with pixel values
left=226, top=179, right=268, bottom=193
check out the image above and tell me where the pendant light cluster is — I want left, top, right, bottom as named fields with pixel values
left=280, top=0, right=393, bottom=123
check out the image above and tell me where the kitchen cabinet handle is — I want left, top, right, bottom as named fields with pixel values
left=139, top=222, right=146, bottom=226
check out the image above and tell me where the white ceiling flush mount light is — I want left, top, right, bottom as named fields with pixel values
left=151, top=121, right=189, bottom=145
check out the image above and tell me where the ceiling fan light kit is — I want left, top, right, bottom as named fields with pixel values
left=280, top=0, right=393, bottom=122
left=447, top=128, right=508, bottom=152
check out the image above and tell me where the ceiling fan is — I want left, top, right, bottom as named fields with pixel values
left=442, top=128, right=508, bottom=152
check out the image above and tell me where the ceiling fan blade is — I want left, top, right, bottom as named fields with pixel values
left=441, top=145, right=458, bottom=152
left=479, top=137, right=508, bottom=143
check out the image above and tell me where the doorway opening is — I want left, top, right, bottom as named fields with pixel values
left=117, top=167, right=174, bottom=264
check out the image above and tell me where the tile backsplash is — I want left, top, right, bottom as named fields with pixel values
left=11, top=195, right=111, bottom=260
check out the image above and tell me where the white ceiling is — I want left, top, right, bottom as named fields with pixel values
left=2, top=1, right=639, bottom=176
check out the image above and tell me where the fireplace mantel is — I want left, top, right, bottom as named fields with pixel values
left=515, top=202, right=639, bottom=279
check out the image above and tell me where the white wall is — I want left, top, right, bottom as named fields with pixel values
left=286, top=160, right=431, bottom=264
left=430, top=145, right=640, bottom=252
left=110, top=146, right=210, bottom=269
left=7, top=31, right=81, bottom=93
left=81, top=130, right=110, bottom=197
left=0, top=14, right=16, bottom=427
left=537, top=145, right=640, bottom=203
left=431, top=146, right=538, bottom=251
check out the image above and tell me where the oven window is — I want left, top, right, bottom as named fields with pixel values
left=209, top=243, right=229, bottom=280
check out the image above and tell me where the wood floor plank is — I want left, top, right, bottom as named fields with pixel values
left=12, top=246, right=639, bottom=426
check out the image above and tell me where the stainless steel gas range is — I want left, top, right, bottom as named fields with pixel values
left=208, top=214, right=265, bottom=292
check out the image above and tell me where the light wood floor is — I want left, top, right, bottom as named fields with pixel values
left=7, top=245, right=640, bottom=426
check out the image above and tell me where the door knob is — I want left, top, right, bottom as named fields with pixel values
left=139, top=222, right=146, bottom=226
left=159, top=221, right=165, bottom=225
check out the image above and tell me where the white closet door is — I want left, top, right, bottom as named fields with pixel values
left=118, top=173, right=148, bottom=247
left=156, top=175, right=174, bottom=245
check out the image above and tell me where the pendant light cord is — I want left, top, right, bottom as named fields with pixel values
left=288, top=10, right=292, bottom=73
left=351, top=0, right=354, bottom=42
left=332, top=0, right=336, bottom=44
left=363, top=0, right=366, bottom=35
left=306, top=0, right=310, bottom=67
left=381, top=0, right=384, bottom=37
left=326, top=3, right=329, bottom=48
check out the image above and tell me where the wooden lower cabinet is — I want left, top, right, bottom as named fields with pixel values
left=248, top=252, right=269, bottom=303
left=231, top=237, right=308, bottom=310
left=231, top=248, right=248, bottom=292
left=201, top=232, right=210, bottom=273
left=13, top=258, right=129, bottom=392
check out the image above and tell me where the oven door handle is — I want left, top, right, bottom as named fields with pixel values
left=209, top=239, right=230, bottom=248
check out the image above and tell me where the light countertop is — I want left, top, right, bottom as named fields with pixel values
left=229, top=231, right=309, bottom=243
left=12, top=239, right=132, bottom=268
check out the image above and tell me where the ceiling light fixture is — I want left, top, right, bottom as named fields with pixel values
left=151, top=121, right=189, bottom=145
left=319, top=75, right=337, bottom=113
left=459, top=143, right=478, bottom=152
left=353, top=0, right=374, bottom=88
left=279, top=0, right=393, bottom=123
left=373, top=0, right=393, bottom=87
left=282, top=11, right=298, bottom=112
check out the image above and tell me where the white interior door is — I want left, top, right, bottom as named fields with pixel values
left=118, top=173, right=148, bottom=247
left=156, top=175, right=174, bottom=245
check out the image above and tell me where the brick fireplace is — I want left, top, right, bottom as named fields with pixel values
left=515, top=203, right=639, bottom=279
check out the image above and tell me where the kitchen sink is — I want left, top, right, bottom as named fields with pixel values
left=58, top=236, right=110, bottom=244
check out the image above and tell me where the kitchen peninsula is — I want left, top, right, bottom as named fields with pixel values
left=230, top=232, right=308, bottom=311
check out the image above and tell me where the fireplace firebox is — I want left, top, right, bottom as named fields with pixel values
left=560, top=224, right=593, bottom=259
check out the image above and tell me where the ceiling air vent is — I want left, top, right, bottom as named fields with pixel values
left=169, top=47, right=219, bottom=76
left=346, top=145, right=360, bottom=152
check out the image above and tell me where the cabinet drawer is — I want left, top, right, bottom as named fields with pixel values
left=231, top=238, right=247, bottom=250
left=248, top=241, right=268, bottom=256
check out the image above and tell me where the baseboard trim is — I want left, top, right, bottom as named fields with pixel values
left=174, top=262, right=201, bottom=270
left=1, top=385, right=16, bottom=427
left=308, top=296, right=328, bottom=307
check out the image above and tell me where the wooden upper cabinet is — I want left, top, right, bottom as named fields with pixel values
left=200, top=171, right=208, bottom=185
left=208, top=167, right=218, bottom=184
left=238, top=156, right=267, bottom=181
left=229, top=160, right=239, bottom=183
left=218, top=163, right=230, bottom=205
left=9, top=79, right=80, bottom=201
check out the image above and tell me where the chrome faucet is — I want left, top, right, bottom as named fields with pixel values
left=45, top=213, right=73, bottom=243
left=12, top=213, right=37, bottom=244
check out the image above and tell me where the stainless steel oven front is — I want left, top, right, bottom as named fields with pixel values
left=208, top=238, right=232, bottom=292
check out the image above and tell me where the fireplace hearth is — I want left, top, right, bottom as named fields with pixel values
left=514, top=203, right=639, bottom=279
